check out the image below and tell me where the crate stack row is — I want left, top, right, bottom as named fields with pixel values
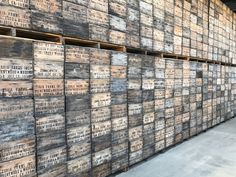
left=1, top=0, right=236, bottom=64
left=33, top=42, right=67, bottom=176
left=0, top=38, right=36, bottom=176
left=1, top=37, right=236, bottom=177
left=209, top=0, right=233, bottom=63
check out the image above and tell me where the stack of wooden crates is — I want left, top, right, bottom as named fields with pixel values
left=0, top=0, right=236, bottom=177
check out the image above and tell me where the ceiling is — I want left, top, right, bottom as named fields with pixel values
left=222, top=0, right=236, bottom=12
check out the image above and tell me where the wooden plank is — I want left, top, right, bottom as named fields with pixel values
left=34, top=42, right=64, bottom=62
left=66, top=95, right=90, bottom=112
left=34, top=79, right=64, bottom=97
left=112, top=129, right=128, bottom=145
left=129, top=150, right=142, bottom=165
left=90, top=65, right=110, bottom=79
left=0, top=0, right=29, bottom=8
left=0, top=58, right=33, bottom=80
left=112, top=141, right=128, bottom=159
left=111, top=79, right=127, bottom=92
left=0, top=38, right=32, bottom=60
left=63, top=1, right=89, bottom=38
left=66, top=109, right=90, bottom=127
left=109, top=30, right=126, bottom=45
left=67, top=155, right=91, bottom=176
left=0, top=136, right=35, bottom=162
left=89, top=24, right=109, bottom=42
left=0, top=116, right=34, bottom=143
left=35, top=97, right=65, bottom=116
left=37, top=133, right=65, bottom=152
left=0, top=6, right=31, bottom=28
left=111, top=104, right=127, bottom=118
left=92, top=148, right=112, bottom=167
left=112, top=155, right=128, bottom=173
left=30, top=0, right=61, bottom=14
left=34, top=61, right=63, bottom=79
left=38, top=164, right=66, bottom=177
left=111, top=92, right=127, bottom=105
left=112, top=117, right=128, bottom=131
left=91, top=106, right=111, bottom=123
left=66, top=45, right=90, bottom=63
left=36, top=114, right=65, bottom=134
left=65, top=79, right=89, bottom=96
left=90, top=48, right=110, bottom=65
left=129, top=126, right=142, bottom=141
left=92, top=134, right=111, bottom=153
left=0, top=155, right=36, bottom=177
left=92, top=121, right=111, bottom=138
left=0, top=98, right=33, bottom=121
left=89, top=0, right=108, bottom=13
left=91, top=92, right=111, bottom=108
left=65, top=63, right=90, bottom=79
left=0, top=81, right=32, bottom=98
left=31, top=10, right=63, bottom=34
left=67, top=125, right=91, bottom=145
left=90, top=79, right=110, bottom=93
left=68, top=141, right=91, bottom=160
left=92, top=162, right=111, bottom=177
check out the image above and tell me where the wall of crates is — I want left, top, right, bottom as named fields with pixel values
left=0, top=37, right=236, bottom=177
left=1, top=0, right=236, bottom=177
left=0, top=0, right=236, bottom=64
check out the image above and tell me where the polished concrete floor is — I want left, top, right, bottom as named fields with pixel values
left=117, top=118, right=236, bottom=177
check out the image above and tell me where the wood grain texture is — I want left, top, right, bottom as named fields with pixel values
left=0, top=38, right=32, bottom=60
left=0, top=155, right=36, bottom=177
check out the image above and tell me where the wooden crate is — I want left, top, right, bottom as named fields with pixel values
left=37, top=146, right=67, bottom=174
left=33, top=79, right=64, bottom=97
left=0, top=5, right=31, bottom=29
left=0, top=155, right=36, bottom=177
left=0, top=136, right=35, bottom=163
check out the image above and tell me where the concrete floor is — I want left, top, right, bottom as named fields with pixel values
left=117, top=118, right=236, bottom=177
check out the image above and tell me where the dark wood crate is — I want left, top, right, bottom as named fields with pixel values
left=0, top=98, right=33, bottom=121
left=0, top=117, right=34, bottom=143
left=66, top=95, right=90, bottom=112
left=92, top=162, right=111, bottom=177
left=112, top=141, right=128, bottom=160
left=31, top=10, right=63, bottom=34
left=112, top=155, right=128, bottom=173
left=37, top=133, right=65, bottom=152
left=35, top=97, right=65, bottom=116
